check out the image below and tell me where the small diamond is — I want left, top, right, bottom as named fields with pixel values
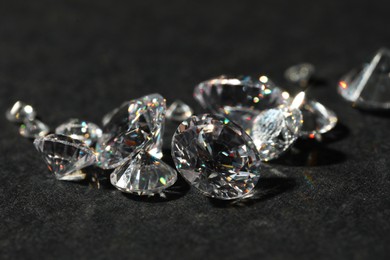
left=34, top=134, right=96, bottom=181
left=171, top=114, right=261, bottom=200
left=252, top=106, right=302, bottom=161
left=338, top=48, right=390, bottom=110
left=19, top=119, right=50, bottom=138
left=6, top=101, right=37, bottom=123
left=299, top=100, right=338, bottom=139
left=166, top=100, right=193, bottom=121
left=55, top=119, right=103, bottom=146
left=110, top=151, right=177, bottom=195
left=284, top=63, right=315, bottom=86
left=96, top=94, right=166, bottom=169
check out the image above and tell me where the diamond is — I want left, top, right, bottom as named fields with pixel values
left=338, top=48, right=390, bottom=110
left=96, top=94, right=166, bottom=169
left=19, top=119, right=50, bottom=138
left=166, top=100, right=194, bottom=121
left=55, top=119, right=103, bottom=147
left=284, top=63, right=315, bottom=87
left=299, top=100, right=337, bottom=139
left=252, top=105, right=302, bottom=161
left=6, top=101, right=37, bottom=123
left=33, top=134, right=96, bottom=181
left=171, top=114, right=261, bottom=200
left=110, top=151, right=177, bottom=195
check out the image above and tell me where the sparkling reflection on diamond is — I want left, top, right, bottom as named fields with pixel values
left=34, top=134, right=96, bottom=181
left=19, top=119, right=50, bottom=138
left=6, top=101, right=37, bottom=123
left=55, top=118, right=103, bottom=147
left=171, top=114, right=261, bottom=200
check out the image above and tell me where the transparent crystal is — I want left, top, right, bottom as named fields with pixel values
left=6, top=101, right=37, bottom=123
left=96, top=94, right=166, bottom=169
left=55, top=119, right=103, bottom=147
left=110, top=151, right=177, bottom=195
left=19, top=119, right=50, bottom=138
left=338, top=48, right=390, bottom=110
left=284, top=63, right=315, bottom=86
left=166, top=100, right=193, bottom=121
left=171, top=114, right=261, bottom=200
left=299, top=100, right=337, bottom=139
left=252, top=106, right=302, bottom=161
left=34, top=134, right=96, bottom=181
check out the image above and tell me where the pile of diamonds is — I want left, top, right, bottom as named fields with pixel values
left=6, top=75, right=338, bottom=200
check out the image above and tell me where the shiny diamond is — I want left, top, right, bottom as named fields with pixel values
left=96, top=94, right=166, bottom=169
left=171, top=114, right=261, bottom=200
left=19, top=119, right=50, bottom=138
left=339, top=48, right=390, bottom=110
left=34, top=134, right=96, bottom=181
left=252, top=106, right=302, bottom=161
left=110, top=151, right=177, bottom=195
left=55, top=119, right=103, bottom=146
left=284, top=63, right=315, bottom=87
left=166, top=100, right=194, bottom=121
left=6, top=101, right=37, bottom=123
left=299, top=100, right=337, bottom=139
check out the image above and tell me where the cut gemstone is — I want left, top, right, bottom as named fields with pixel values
left=166, top=100, right=194, bottom=121
left=299, top=100, right=338, bottom=139
left=6, top=101, right=37, bottom=123
left=96, top=94, right=166, bottom=169
left=252, top=105, right=302, bottom=161
left=171, top=114, right=261, bottom=200
left=338, top=48, right=390, bottom=110
left=284, top=63, right=315, bottom=87
left=19, top=119, right=50, bottom=138
left=33, top=134, right=96, bottom=181
left=110, top=151, right=177, bottom=195
left=55, top=119, right=103, bottom=147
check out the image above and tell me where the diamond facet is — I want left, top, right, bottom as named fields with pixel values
left=96, top=94, right=166, bottom=169
left=284, top=63, right=315, bottom=87
left=6, top=101, right=37, bottom=123
left=252, top=106, right=302, bottom=161
left=338, top=48, right=390, bottom=110
left=19, top=119, right=50, bottom=138
left=34, top=134, right=96, bottom=181
left=110, top=151, right=177, bottom=195
left=299, top=100, right=338, bottom=139
left=166, top=100, right=194, bottom=121
left=55, top=119, right=103, bottom=147
left=171, top=114, right=261, bottom=200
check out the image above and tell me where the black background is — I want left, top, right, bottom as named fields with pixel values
left=1, top=0, right=390, bottom=259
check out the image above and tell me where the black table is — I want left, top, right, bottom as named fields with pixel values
left=1, top=0, right=389, bottom=259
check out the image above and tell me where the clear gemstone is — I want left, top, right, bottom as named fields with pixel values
left=284, top=63, right=315, bottom=86
left=110, top=151, right=177, bottom=195
left=171, top=114, right=261, bottom=200
left=338, top=48, right=390, bottom=110
left=19, top=119, right=50, bottom=138
left=252, top=106, right=302, bottom=161
left=166, top=100, right=193, bottom=121
left=96, top=94, right=166, bottom=169
left=6, top=101, right=37, bottom=123
left=55, top=119, right=103, bottom=147
left=299, top=100, right=338, bottom=139
left=33, top=134, right=96, bottom=181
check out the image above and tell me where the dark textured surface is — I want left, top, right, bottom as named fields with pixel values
left=1, top=0, right=390, bottom=259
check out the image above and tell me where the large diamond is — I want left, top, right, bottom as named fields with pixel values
left=252, top=106, right=302, bottom=161
left=96, top=94, right=166, bottom=169
left=110, top=151, right=177, bottom=195
left=299, top=100, right=337, bottom=139
left=338, top=48, right=390, bottom=110
left=194, top=76, right=289, bottom=135
left=55, top=119, right=103, bottom=147
left=171, top=114, right=261, bottom=200
left=33, top=134, right=96, bottom=181
left=19, top=119, right=50, bottom=138
left=166, top=100, right=194, bottom=121
left=6, top=101, right=37, bottom=123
